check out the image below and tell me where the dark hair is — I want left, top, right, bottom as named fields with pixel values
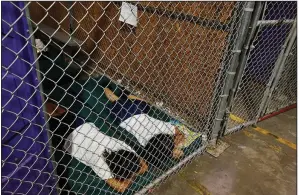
left=103, top=149, right=141, bottom=180
left=143, top=134, right=175, bottom=168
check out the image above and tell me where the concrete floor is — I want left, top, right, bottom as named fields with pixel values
left=153, top=108, right=297, bottom=195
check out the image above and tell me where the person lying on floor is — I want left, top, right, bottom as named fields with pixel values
left=45, top=101, right=148, bottom=192
left=63, top=122, right=148, bottom=193
left=104, top=88, right=186, bottom=168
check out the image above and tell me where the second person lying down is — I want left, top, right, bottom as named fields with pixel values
left=64, top=122, right=148, bottom=192
left=104, top=88, right=186, bottom=168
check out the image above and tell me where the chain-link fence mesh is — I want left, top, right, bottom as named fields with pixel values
left=225, top=1, right=297, bottom=134
left=2, top=1, right=247, bottom=194
left=27, top=1, right=240, bottom=132
left=2, top=1, right=297, bottom=195
left=265, top=41, right=297, bottom=114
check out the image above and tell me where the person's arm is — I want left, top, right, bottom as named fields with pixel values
left=105, top=87, right=146, bottom=102
left=172, top=127, right=185, bottom=159
left=105, top=178, right=133, bottom=193
left=104, top=88, right=120, bottom=102
left=127, top=94, right=145, bottom=102
left=174, top=127, right=186, bottom=146
left=105, top=158, right=148, bottom=192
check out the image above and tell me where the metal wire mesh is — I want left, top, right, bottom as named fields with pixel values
left=2, top=1, right=278, bottom=194
left=265, top=41, right=297, bottom=114
left=225, top=1, right=297, bottom=134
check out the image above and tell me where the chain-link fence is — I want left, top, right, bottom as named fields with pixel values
left=1, top=1, right=296, bottom=195
left=224, top=1, right=297, bottom=135
left=264, top=41, right=297, bottom=114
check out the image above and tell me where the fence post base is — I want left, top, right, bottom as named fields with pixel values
left=206, top=139, right=230, bottom=157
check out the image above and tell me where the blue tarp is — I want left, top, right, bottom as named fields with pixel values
left=264, top=1, right=297, bottom=20
left=245, top=23, right=292, bottom=84
left=1, top=2, right=57, bottom=194
left=245, top=2, right=296, bottom=84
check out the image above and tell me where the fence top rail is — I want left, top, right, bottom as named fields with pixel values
left=257, top=19, right=295, bottom=26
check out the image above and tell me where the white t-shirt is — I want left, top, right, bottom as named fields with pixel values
left=64, top=122, right=135, bottom=180
left=119, top=114, right=176, bottom=146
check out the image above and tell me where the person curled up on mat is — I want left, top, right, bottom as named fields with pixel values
left=45, top=101, right=148, bottom=193
left=104, top=88, right=186, bottom=168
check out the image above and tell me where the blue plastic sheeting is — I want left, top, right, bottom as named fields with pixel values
left=1, top=2, right=57, bottom=194
left=264, top=1, right=297, bottom=20
left=245, top=23, right=292, bottom=84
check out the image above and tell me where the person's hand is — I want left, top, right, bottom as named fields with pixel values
left=106, top=178, right=132, bottom=193
left=173, top=148, right=184, bottom=159
left=174, top=127, right=186, bottom=147
left=137, top=158, right=148, bottom=175
left=45, top=102, right=66, bottom=117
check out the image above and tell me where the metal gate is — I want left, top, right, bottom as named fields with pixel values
left=224, top=1, right=297, bottom=135
left=262, top=40, right=297, bottom=115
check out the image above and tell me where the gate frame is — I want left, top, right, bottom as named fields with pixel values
left=220, top=2, right=264, bottom=136
left=258, top=19, right=297, bottom=117
left=223, top=3, right=297, bottom=135
left=210, top=1, right=255, bottom=145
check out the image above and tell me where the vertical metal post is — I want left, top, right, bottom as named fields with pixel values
left=226, top=2, right=263, bottom=110
left=257, top=19, right=297, bottom=118
left=203, top=2, right=243, bottom=139
left=210, top=2, right=255, bottom=146
left=271, top=32, right=296, bottom=89
left=220, top=2, right=263, bottom=136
